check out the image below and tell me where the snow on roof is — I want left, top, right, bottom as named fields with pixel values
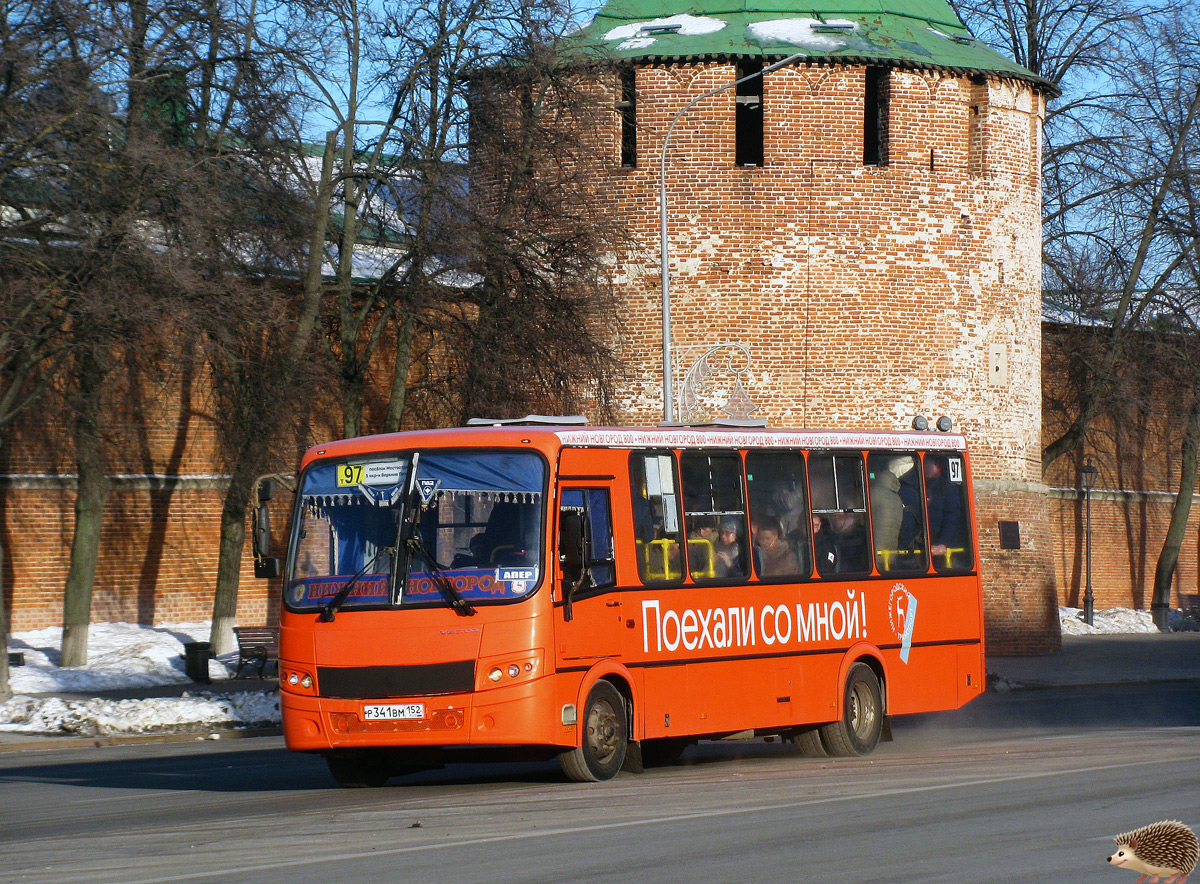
left=564, top=0, right=1051, bottom=92
left=604, top=13, right=727, bottom=42
left=746, top=18, right=857, bottom=51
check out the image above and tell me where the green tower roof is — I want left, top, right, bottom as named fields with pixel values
left=567, top=0, right=1049, bottom=90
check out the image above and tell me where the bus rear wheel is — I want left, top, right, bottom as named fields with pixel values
left=792, top=726, right=828, bottom=757
left=325, top=750, right=391, bottom=788
left=559, top=680, right=628, bottom=782
left=818, top=663, right=883, bottom=757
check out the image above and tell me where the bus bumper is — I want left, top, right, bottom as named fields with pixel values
left=280, top=678, right=566, bottom=752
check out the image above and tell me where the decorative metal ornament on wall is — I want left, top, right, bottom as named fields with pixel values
left=676, top=342, right=761, bottom=422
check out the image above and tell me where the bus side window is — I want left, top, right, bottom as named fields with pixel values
left=560, top=488, right=616, bottom=589
left=681, top=451, right=748, bottom=580
left=630, top=452, right=684, bottom=583
left=808, top=453, right=871, bottom=576
left=922, top=453, right=974, bottom=572
left=745, top=452, right=809, bottom=579
left=867, top=452, right=927, bottom=574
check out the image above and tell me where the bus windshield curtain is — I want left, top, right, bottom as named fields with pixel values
left=419, top=453, right=543, bottom=497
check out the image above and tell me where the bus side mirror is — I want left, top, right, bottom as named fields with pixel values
left=253, top=487, right=279, bottom=578
left=559, top=510, right=587, bottom=621
left=254, top=555, right=281, bottom=579
left=254, top=503, right=272, bottom=558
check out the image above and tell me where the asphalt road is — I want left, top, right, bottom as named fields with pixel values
left=0, top=682, right=1197, bottom=884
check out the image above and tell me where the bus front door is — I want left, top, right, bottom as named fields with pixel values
left=555, top=483, right=622, bottom=665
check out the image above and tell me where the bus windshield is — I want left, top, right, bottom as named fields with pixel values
left=285, top=450, right=546, bottom=613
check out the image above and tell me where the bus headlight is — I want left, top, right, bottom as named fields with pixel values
left=477, top=651, right=542, bottom=690
left=282, top=667, right=316, bottom=694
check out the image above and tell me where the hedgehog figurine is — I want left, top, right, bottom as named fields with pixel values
left=1107, top=820, right=1199, bottom=883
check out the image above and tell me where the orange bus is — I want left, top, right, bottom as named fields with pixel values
left=261, top=417, right=984, bottom=785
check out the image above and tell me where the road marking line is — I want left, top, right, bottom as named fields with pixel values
left=84, top=752, right=1200, bottom=884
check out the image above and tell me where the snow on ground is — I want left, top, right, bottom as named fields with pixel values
left=0, top=608, right=1194, bottom=736
left=0, top=623, right=280, bottom=736
left=1059, top=605, right=1198, bottom=635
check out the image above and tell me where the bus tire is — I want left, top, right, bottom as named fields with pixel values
left=792, top=726, right=828, bottom=757
left=818, top=663, right=883, bottom=757
left=325, top=750, right=391, bottom=788
left=559, top=680, right=628, bottom=782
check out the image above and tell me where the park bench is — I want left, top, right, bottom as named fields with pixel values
left=233, top=626, right=279, bottom=678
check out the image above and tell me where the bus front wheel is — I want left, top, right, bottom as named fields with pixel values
left=559, top=680, right=628, bottom=782
left=818, top=663, right=883, bottom=757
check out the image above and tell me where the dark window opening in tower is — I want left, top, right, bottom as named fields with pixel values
left=863, top=66, right=890, bottom=166
left=736, top=60, right=764, bottom=167
left=618, top=66, right=637, bottom=168
left=968, top=75, right=988, bottom=177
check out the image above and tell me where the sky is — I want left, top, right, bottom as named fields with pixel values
left=0, top=606, right=1186, bottom=737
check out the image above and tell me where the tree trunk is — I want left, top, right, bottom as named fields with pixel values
left=1151, top=392, right=1200, bottom=630
left=210, top=465, right=254, bottom=655
left=383, top=311, right=415, bottom=434
left=0, top=518, right=10, bottom=702
left=208, top=132, right=336, bottom=652
left=61, top=352, right=111, bottom=667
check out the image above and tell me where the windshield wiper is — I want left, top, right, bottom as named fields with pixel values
left=403, top=536, right=476, bottom=617
left=319, top=545, right=394, bottom=622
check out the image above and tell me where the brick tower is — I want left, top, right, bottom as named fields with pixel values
left=569, top=0, right=1060, bottom=652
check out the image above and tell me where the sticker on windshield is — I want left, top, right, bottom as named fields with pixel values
left=417, top=477, right=441, bottom=504
left=499, top=567, right=535, bottom=594
left=336, top=461, right=405, bottom=487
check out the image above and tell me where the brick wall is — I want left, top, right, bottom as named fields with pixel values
left=1, top=346, right=330, bottom=631
left=1042, top=323, right=1200, bottom=615
left=584, top=60, right=1059, bottom=653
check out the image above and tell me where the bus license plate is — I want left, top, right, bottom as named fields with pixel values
left=362, top=703, right=425, bottom=721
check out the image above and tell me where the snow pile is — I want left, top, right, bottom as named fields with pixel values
left=0, top=623, right=280, bottom=736
left=1059, top=606, right=1199, bottom=635
left=1, top=691, right=279, bottom=737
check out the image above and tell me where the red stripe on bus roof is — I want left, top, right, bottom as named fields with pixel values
left=553, top=428, right=967, bottom=450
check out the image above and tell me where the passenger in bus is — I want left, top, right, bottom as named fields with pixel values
left=687, top=517, right=718, bottom=578
left=451, top=533, right=488, bottom=568
left=829, top=511, right=869, bottom=572
left=924, top=458, right=966, bottom=561
left=870, top=456, right=915, bottom=568
left=688, top=516, right=716, bottom=542
left=899, top=465, right=924, bottom=547
left=812, top=514, right=838, bottom=575
left=771, top=486, right=806, bottom=538
left=755, top=516, right=799, bottom=576
left=714, top=519, right=744, bottom=577
left=870, top=462, right=903, bottom=552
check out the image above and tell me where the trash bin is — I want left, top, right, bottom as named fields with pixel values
left=183, top=641, right=212, bottom=683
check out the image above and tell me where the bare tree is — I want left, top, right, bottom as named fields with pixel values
left=0, top=0, right=324, bottom=663
left=461, top=51, right=626, bottom=422
left=951, top=0, right=1194, bottom=473
left=263, top=0, right=625, bottom=438
left=962, top=0, right=1200, bottom=626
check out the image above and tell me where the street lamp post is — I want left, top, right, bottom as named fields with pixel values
left=659, top=51, right=808, bottom=424
left=1080, top=458, right=1099, bottom=626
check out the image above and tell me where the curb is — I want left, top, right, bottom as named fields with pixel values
left=0, top=724, right=283, bottom=754
left=986, top=675, right=1200, bottom=693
